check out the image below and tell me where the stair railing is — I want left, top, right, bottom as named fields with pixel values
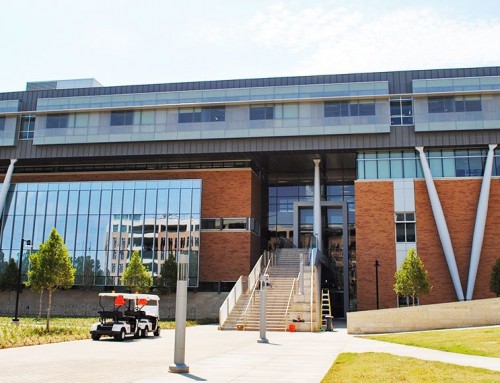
left=219, top=275, right=244, bottom=328
left=241, top=255, right=273, bottom=330
left=219, top=250, right=273, bottom=329
left=283, top=275, right=298, bottom=331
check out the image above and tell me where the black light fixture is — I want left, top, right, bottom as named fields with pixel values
left=12, top=238, right=31, bottom=323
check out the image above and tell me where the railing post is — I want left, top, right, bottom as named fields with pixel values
left=299, top=253, right=304, bottom=295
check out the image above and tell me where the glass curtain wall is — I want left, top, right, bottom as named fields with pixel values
left=266, top=181, right=356, bottom=313
left=358, top=148, right=500, bottom=180
left=0, top=180, right=201, bottom=287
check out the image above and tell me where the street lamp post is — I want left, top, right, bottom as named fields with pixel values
left=12, top=239, right=31, bottom=323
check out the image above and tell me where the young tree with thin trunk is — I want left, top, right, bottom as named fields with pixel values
left=122, top=250, right=152, bottom=293
left=394, top=248, right=432, bottom=306
left=28, top=228, right=75, bottom=330
left=27, top=251, right=45, bottom=318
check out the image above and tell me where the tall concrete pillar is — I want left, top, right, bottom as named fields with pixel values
left=313, top=159, right=322, bottom=252
left=466, top=144, right=497, bottom=300
left=0, top=159, right=17, bottom=216
left=416, top=147, right=464, bottom=301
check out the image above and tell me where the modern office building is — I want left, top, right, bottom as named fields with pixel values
left=1, top=67, right=500, bottom=318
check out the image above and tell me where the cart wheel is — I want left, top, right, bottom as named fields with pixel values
left=114, top=329, right=125, bottom=341
left=141, top=328, right=148, bottom=338
left=91, top=333, right=101, bottom=341
left=154, top=327, right=161, bottom=337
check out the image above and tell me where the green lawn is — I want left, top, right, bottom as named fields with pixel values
left=0, top=316, right=212, bottom=349
left=364, top=327, right=500, bottom=358
left=321, top=353, right=500, bottom=383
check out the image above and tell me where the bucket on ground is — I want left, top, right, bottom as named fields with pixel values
left=288, top=323, right=296, bottom=332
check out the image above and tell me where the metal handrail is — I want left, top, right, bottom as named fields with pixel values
left=241, top=256, right=273, bottom=329
left=283, top=276, right=298, bottom=331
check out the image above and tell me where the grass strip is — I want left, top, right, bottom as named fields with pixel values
left=321, top=352, right=500, bottom=383
left=364, top=327, right=500, bottom=358
left=0, top=316, right=215, bottom=349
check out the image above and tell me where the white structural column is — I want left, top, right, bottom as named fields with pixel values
left=0, top=159, right=17, bottom=216
left=416, top=147, right=464, bottom=301
left=466, top=144, right=497, bottom=300
left=313, top=159, right=322, bottom=252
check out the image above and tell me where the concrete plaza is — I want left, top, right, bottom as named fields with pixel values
left=0, top=323, right=498, bottom=382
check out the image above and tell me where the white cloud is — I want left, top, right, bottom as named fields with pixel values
left=246, top=4, right=500, bottom=75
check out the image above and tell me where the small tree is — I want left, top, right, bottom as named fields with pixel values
left=157, top=256, right=177, bottom=294
left=0, top=258, right=19, bottom=291
left=490, top=258, right=500, bottom=297
left=122, top=251, right=152, bottom=293
left=28, top=228, right=75, bottom=330
left=394, top=248, right=432, bottom=306
left=27, top=251, right=45, bottom=318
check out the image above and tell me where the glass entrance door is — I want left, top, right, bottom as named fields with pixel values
left=296, top=204, right=347, bottom=318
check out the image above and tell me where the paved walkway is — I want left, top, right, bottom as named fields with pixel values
left=0, top=323, right=498, bottom=382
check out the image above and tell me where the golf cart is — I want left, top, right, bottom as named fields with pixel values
left=90, top=292, right=161, bottom=341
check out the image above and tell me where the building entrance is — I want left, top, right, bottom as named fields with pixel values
left=294, top=202, right=350, bottom=317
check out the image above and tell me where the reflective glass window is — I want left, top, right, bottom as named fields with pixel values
left=19, top=115, right=35, bottom=140
left=110, top=110, right=134, bottom=126
left=0, top=117, right=5, bottom=131
left=1, top=180, right=201, bottom=288
left=46, top=113, right=69, bottom=129
left=250, top=105, right=274, bottom=120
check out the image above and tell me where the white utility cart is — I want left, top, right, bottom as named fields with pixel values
left=90, top=292, right=161, bottom=341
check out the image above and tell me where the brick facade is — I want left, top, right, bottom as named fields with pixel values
left=355, top=181, right=395, bottom=311
left=356, top=178, right=499, bottom=312
left=9, top=168, right=262, bottom=283
left=415, top=179, right=499, bottom=304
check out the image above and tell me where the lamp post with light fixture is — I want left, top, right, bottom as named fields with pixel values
left=12, top=238, right=31, bottom=323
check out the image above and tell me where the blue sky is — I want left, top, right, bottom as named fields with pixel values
left=1, top=0, right=499, bottom=92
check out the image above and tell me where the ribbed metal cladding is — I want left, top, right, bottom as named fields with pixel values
left=2, top=127, right=500, bottom=163
left=2, top=66, right=500, bottom=111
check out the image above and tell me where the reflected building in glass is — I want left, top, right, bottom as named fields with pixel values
left=1, top=67, right=500, bottom=317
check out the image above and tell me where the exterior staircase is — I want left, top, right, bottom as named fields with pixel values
left=220, top=248, right=310, bottom=331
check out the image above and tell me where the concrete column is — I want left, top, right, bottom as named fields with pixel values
left=0, top=159, right=17, bottom=216
left=416, top=147, right=464, bottom=301
left=466, top=144, right=497, bottom=300
left=313, top=159, right=322, bottom=252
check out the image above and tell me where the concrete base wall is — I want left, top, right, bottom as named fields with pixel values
left=347, top=297, right=500, bottom=334
left=0, top=289, right=227, bottom=320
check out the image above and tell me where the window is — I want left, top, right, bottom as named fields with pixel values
left=19, top=115, right=35, bottom=140
left=455, top=96, right=482, bottom=112
left=390, top=98, right=413, bottom=125
left=325, top=101, right=349, bottom=117
left=395, top=212, right=416, bottom=242
left=428, top=96, right=481, bottom=113
left=110, top=110, right=134, bottom=126
left=222, top=218, right=247, bottom=230
left=201, top=218, right=221, bottom=230
left=201, top=217, right=249, bottom=230
left=46, top=113, right=69, bottom=129
left=250, top=105, right=274, bottom=120
left=324, top=100, right=375, bottom=117
left=179, top=106, right=225, bottom=123
left=0, top=116, right=5, bottom=131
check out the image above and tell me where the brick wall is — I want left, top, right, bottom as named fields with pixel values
left=356, top=178, right=499, bottom=312
left=355, top=181, right=395, bottom=311
left=415, top=179, right=499, bottom=304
